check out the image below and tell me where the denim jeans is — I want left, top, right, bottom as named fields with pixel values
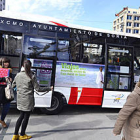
left=0, top=102, right=10, bottom=121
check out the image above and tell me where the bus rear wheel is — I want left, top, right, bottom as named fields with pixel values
left=40, top=93, right=64, bottom=115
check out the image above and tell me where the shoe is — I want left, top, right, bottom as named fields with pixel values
left=19, top=134, right=32, bottom=140
left=12, top=135, right=19, bottom=140
left=0, top=120, right=7, bottom=128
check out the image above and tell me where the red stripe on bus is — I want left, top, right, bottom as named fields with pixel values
left=68, top=88, right=103, bottom=105
left=77, top=88, right=103, bottom=105
left=68, top=87, right=78, bottom=104
left=50, top=21, right=68, bottom=27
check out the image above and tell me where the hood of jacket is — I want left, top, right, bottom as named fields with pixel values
left=133, top=83, right=140, bottom=95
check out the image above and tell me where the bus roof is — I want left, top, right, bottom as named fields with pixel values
left=1, top=10, right=140, bottom=39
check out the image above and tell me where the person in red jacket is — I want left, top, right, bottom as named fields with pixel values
left=0, top=57, right=12, bottom=128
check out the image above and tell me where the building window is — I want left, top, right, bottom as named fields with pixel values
left=128, top=11, right=130, bottom=13
left=127, top=22, right=131, bottom=26
left=127, top=15, right=132, bottom=20
left=120, top=16, right=123, bottom=21
left=133, top=29, right=139, bottom=34
left=126, top=29, right=131, bottom=33
left=120, top=27, right=123, bottom=32
left=134, top=23, right=139, bottom=27
left=133, top=11, right=137, bottom=14
left=114, top=21, right=116, bottom=25
left=117, top=19, right=119, bottom=23
left=134, top=16, right=139, bottom=20
left=114, top=27, right=116, bottom=31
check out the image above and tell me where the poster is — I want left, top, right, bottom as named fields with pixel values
left=55, top=61, right=105, bottom=88
left=0, top=68, right=10, bottom=85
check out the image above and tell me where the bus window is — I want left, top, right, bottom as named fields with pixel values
left=57, top=39, right=80, bottom=62
left=82, top=43, right=104, bottom=64
left=0, top=34, right=22, bottom=55
left=57, top=40, right=71, bottom=61
left=23, top=35, right=56, bottom=58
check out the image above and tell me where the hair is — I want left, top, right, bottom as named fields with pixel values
left=23, top=60, right=32, bottom=79
left=1, top=57, right=11, bottom=68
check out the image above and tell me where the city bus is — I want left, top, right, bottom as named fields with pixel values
left=0, top=11, right=140, bottom=114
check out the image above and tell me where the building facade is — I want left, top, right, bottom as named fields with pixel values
left=0, top=0, right=5, bottom=11
left=113, top=7, right=140, bottom=35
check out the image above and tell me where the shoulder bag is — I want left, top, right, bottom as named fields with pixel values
left=5, top=79, right=14, bottom=100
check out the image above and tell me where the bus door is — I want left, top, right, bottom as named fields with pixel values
left=22, top=34, right=57, bottom=108
left=29, top=58, right=54, bottom=108
left=102, top=44, right=134, bottom=108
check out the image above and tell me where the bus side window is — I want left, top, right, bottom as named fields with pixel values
left=83, top=43, right=104, bottom=64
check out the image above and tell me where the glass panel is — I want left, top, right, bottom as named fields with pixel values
left=83, top=43, right=104, bottom=64
left=106, top=74, right=131, bottom=90
left=57, top=39, right=80, bottom=62
left=106, top=74, right=119, bottom=89
left=23, top=35, right=56, bottom=58
left=36, top=69, right=52, bottom=87
left=29, top=58, right=53, bottom=69
left=57, top=40, right=71, bottom=61
left=108, top=46, right=132, bottom=68
left=119, top=75, right=131, bottom=90
left=70, top=43, right=80, bottom=62
left=1, top=34, right=22, bottom=55
left=108, top=65, right=129, bottom=74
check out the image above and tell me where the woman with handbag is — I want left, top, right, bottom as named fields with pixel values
left=12, top=60, right=53, bottom=140
left=113, top=82, right=140, bottom=140
left=0, top=57, right=12, bottom=128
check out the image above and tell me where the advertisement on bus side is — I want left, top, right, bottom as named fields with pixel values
left=55, top=61, right=105, bottom=88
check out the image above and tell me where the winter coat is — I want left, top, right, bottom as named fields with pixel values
left=12, top=71, right=51, bottom=111
left=113, top=83, right=140, bottom=140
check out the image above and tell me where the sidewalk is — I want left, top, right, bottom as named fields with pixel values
left=0, top=108, right=122, bottom=140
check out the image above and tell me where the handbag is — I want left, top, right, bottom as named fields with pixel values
left=5, top=79, right=14, bottom=100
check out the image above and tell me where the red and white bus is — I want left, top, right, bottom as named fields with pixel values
left=0, top=11, right=140, bottom=114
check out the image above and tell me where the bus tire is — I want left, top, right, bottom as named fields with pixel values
left=40, top=93, right=64, bottom=115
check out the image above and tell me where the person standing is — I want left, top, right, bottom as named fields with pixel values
left=113, top=82, right=140, bottom=140
left=12, top=60, right=53, bottom=140
left=96, top=67, right=104, bottom=88
left=0, top=57, right=12, bottom=128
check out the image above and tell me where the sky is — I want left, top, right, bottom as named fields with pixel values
left=5, top=0, right=140, bottom=30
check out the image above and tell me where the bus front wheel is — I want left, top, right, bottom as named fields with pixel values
left=41, top=93, right=64, bottom=115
